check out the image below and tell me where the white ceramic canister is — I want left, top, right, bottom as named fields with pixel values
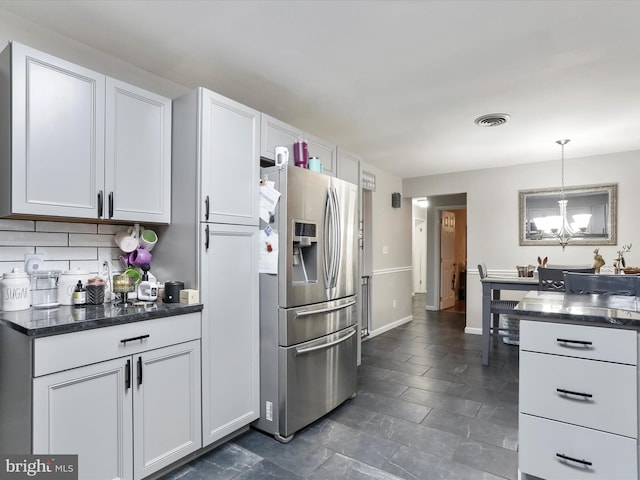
left=57, top=268, right=91, bottom=306
left=1, top=268, right=31, bottom=311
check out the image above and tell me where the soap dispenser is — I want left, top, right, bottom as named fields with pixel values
left=137, top=264, right=158, bottom=302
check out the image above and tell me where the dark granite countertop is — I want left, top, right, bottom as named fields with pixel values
left=0, top=302, right=203, bottom=338
left=513, top=291, right=640, bottom=329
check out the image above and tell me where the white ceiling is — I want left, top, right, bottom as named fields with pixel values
left=2, top=0, right=640, bottom=179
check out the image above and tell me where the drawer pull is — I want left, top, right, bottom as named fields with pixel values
left=120, top=334, right=150, bottom=345
left=556, top=388, right=593, bottom=399
left=556, top=338, right=593, bottom=347
left=556, top=453, right=593, bottom=467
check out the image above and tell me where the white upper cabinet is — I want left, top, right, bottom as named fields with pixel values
left=260, top=113, right=303, bottom=162
left=200, top=88, right=259, bottom=226
left=337, top=148, right=361, bottom=186
left=305, top=132, right=337, bottom=177
left=2, top=42, right=106, bottom=219
left=105, top=78, right=171, bottom=223
left=0, top=42, right=171, bottom=223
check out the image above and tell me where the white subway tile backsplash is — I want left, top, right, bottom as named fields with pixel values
left=69, top=233, right=116, bottom=248
left=98, top=224, right=127, bottom=235
left=0, top=219, right=34, bottom=231
left=0, top=246, right=34, bottom=261
left=0, top=231, right=68, bottom=247
left=36, top=221, right=97, bottom=234
left=35, top=247, right=98, bottom=261
left=0, top=219, right=156, bottom=278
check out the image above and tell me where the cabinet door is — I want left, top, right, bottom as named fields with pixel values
left=260, top=113, right=303, bottom=161
left=133, top=340, right=201, bottom=480
left=33, top=358, right=133, bottom=480
left=200, top=88, right=259, bottom=226
left=305, top=132, right=337, bottom=177
left=105, top=78, right=172, bottom=223
left=200, top=223, right=259, bottom=446
left=10, top=42, right=105, bottom=219
left=336, top=148, right=361, bottom=186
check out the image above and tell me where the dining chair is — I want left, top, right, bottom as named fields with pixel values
left=478, top=263, right=520, bottom=342
left=538, top=266, right=595, bottom=292
left=563, top=272, right=640, bottom=296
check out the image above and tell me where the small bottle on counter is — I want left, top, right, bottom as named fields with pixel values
left=73, top=280, right=86, bottom=307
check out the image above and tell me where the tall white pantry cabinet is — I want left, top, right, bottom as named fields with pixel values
left=155, top=87, right=260, bottom=447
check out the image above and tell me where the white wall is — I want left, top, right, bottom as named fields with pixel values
left=363, top=163, right=413, bottom=336
left=404, top=150, right=640, bottom=333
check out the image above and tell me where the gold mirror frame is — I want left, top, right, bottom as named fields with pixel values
left=519, top=183, right=617, bottom=247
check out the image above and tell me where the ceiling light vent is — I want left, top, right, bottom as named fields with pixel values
left=474, top=113, right=510, bottom=127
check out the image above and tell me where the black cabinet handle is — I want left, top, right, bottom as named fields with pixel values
left=125, top=359, right=131, bottom=390
left=108, top=192, right=114, bottom=218
left=137, top=357, right=143, bottom=386
left=205, top=224, right=210, bottom=250
left=120, top=334, right=150, bottom=344
left=556, top=338, right=593, bottom=347
left=556, top=388, right=593, bottom=399
left=556, top=453, right=592, bottom=467
left=98, top=190, right=104, bottom=218
left=204, top=195, right=210, bottom=221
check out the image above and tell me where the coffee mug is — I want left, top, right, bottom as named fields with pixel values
left=274, top=146, right=289, bottom=166
left=115, top=228, right=138, bottom=253
left=140, top=228, right=158, bottom=252
left=308, top=157, right=323, bottom=173
left=128, top=247, right=152, bottom=267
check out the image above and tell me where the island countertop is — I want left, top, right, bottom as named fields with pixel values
left=513, top=291, right=640, bottom=329
left=0, top=302, right=204, bottom=338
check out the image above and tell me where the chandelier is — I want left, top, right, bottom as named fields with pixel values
left=550, top=139, right=591, bottom=250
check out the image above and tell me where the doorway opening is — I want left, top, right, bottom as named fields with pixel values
left=439, top=209, right=466, bottom=313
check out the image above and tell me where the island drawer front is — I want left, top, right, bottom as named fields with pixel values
left=33, top=313, right=201, bottom=377
left=520, top=320, right=637, bottom=365
left=519, top=413, right=637, bottom=480
left=520, top=351, right=637, bottom=438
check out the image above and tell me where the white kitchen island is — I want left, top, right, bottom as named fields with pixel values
left=512, top=291, right=640, bottom=480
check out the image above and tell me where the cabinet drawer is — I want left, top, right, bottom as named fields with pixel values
left=519, top=414, right=637, bottom=480
left=34, top=313, right=201, bottom=377
left=520, top=351, right=637, bottom=438
left=520, top=320, right=637, bottom=364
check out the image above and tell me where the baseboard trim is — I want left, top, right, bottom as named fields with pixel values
left=368, top=315, right=413, bottom=338
left=465, top=327, right=482, bottom=335
left=425, top=305, right=439, bottom=311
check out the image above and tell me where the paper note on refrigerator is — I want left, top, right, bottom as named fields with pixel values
left=259, top=181, right=280, bottom=223
left=259, top=229, right=278, bottom=274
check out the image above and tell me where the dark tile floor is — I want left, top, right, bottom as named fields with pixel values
left=163, top=294, right=520, bottom=480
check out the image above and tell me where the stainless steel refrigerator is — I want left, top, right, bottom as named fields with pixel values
left=254, top=165, right=358, bottom=442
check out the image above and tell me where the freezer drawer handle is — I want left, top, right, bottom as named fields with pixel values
left=120, top=334, right=150, bottom=344
left=556, top=453, right=592, bottom=467
left=556, top=388, right=593, bottom=400
left=295, top=299, right=357, bottom=318
left=295, top=328, right=356, bottom=355
left=556, top=338, right=593, bottom=347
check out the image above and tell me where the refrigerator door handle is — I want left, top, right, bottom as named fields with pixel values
left=323, top=187, right=332, bottom=287
left=295, top=299, right=357, bottom=318
left=295, top=328, right=356, bottom=355
left=330, top=187, right=341, bottom=288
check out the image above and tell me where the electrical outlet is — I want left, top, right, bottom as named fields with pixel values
left=24, top=254, right=45, bottom=274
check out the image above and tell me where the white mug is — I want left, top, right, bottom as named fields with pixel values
left=115, top=228, right=138, bottom=253
left=140, top=228, right=158, bottom=252
left=274, top=146, right=289, bottom=166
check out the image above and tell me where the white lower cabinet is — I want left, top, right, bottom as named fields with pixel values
left=32, top=314, right=202, bottom=480
left=519, top=320, right=638, bottom=480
